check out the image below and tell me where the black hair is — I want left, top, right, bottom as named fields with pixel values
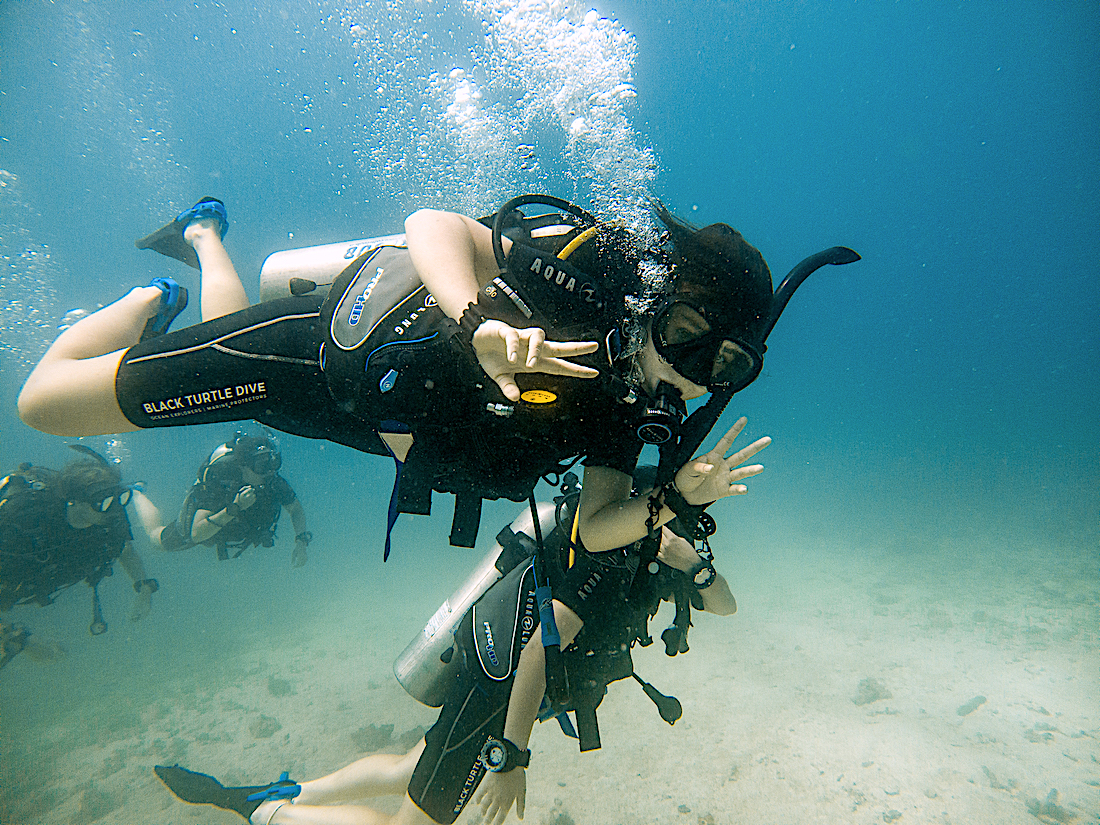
left=558, top=222, right=646, bottom=304
left=653, top=203, right=773, bottom=343
left=58, top=458, right=122, bottom=503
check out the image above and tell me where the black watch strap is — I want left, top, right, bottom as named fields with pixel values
left=479, top=737, right=530, bottom=773
left=660, top=482, right=708, bottom=527
left=295, top=531, right=313, bottom=545
left=459, top=303, right=486, bottom=338
left=445, top=303, right=486, bottom=365
left=133, top=578, right=159, bottom=594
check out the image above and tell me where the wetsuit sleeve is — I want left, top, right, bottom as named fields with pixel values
left=581, top=415, right=642, bottom=476
left=112, top=510, right=135, bottom=544
left=271, top=476, right=297, bottom=506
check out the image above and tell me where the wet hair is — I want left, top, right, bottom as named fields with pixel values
left=230, top=433, right=281, bottom=474
left=653, top=202, right=773, bottom=343
left=58, top=458, right=122, bottom=503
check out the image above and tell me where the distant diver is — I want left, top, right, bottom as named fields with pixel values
left=153, top=430, right=312, bottom=566
left=0, top=445, right=159, bottom=636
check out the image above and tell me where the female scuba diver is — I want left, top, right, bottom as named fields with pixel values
left=17, top=194, right=858, bottom=558
left=154, top=474, right=739, bottom=825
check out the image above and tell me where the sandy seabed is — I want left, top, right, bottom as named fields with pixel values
left=1, top=537, right=1096, bottom=825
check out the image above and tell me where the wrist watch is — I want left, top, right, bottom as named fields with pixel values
left=478, top=737, right=530, bottom=773
left=689, top=559, right=716, bottom=590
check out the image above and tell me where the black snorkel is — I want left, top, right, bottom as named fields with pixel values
left=68, top=443, right=114, bottom=468
left=654, top=245, right=862, bottom=508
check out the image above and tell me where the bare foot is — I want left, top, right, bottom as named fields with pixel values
left=183, top=217, right=223, bottom=248
left=132, top=284, right=170, bottom=321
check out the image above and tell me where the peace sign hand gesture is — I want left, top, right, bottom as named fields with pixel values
left=674, top=417, right=771, bottom=506
left=473, top=319, right=599, bottom=402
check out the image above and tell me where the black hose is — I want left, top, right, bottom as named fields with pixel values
left=491, top=194, right=599, bottom=272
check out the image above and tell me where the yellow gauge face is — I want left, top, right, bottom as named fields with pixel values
left=520, top=389, right=558, bottom=404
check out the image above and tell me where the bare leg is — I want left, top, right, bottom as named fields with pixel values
left=259, top=793, right=433, bottom=825
left=186, top=218, right=249, bottom=320
left=296, top=743, right=424, bottom=805
left=18, top=206, right=251, bottom=436
left=18, top=285, right=164, bottom=436
left=251, top=744, right=429, bottom=825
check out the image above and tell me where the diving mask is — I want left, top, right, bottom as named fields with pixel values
left=249, top=444, right=281, bottom=475
left=653, top=301, right=763, bottom=392
left=84, top=485, right=132, bottom=512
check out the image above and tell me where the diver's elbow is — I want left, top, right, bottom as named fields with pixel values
left=17, top=383, right=61, bottom=435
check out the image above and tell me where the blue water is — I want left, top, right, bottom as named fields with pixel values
left=1, top=2, right=1097, bottom=824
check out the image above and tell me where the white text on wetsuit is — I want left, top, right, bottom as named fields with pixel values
left=142, top=382, right=267, bottom=417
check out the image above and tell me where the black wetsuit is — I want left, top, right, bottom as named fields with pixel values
left=408, top=524, right=665, bottom=823
left=114, top=248, right=645, bottom=544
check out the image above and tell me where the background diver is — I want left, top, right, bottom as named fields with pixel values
left=152, top=431, right=312, bottom=567
left=0, top=445, right=160, bottom=638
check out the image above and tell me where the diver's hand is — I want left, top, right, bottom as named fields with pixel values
left=129, top=588, right=152, bottom=622
left=656, top=527, right=703, bottom=573
left=233, top=485, right=257, bottom=511
left=474, top=768, right=526, bottom=825
left=472, top=320, right=598, bottom=403
left=291, top=541, right=308, bottom=568
left=674, top=417, right=771, bottom=506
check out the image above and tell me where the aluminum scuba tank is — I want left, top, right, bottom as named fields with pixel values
left=393, top=501, right=557, bottom=707
left=257, top=233, right=407, bottom=302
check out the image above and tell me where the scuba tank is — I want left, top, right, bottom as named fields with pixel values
left=393, top=501, right=556, bottom=707
left=258, top=234, right=407, bottom=302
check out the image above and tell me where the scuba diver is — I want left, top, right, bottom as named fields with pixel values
left=0, top=446, right=160, bottom=636
left=17, top=194, right=856, bottom=563
left=153, top=431, right=312, bottom=566
left=154, top=468, right=741, bottom=825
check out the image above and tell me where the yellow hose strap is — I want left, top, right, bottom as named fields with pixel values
left=558, top=226, right=599, bottom=261
left=568, top=505, right=581, bottom=568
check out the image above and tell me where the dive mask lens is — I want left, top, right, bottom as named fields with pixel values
left=90, top=486, right=129, bottom=512
left=705, top=338, right=763, bottom=391
left=654, top=302, right=763, bottom=391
